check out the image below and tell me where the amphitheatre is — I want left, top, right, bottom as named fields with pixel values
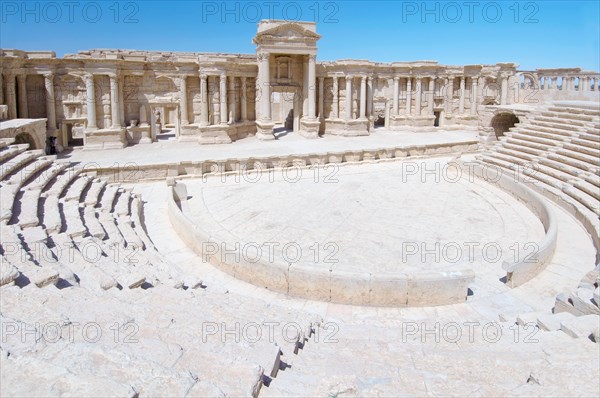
left=0, top=18, right=599, bottom=397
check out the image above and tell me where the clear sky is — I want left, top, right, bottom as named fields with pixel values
left=1, top=0, right=598, bottom=71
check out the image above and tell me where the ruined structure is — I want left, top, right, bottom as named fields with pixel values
left=1, top=20, right=598, bottom=150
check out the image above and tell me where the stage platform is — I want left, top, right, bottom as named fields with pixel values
left=60, top=128, right=479, bottom=168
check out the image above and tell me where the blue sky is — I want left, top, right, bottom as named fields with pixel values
left=1, top=1, right=598, bottom=71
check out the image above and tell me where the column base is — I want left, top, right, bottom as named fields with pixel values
left=84, top=128, right=127, bottom=150
left=323, top=118, right=369, bottom=136
left=255, top=120, right=275, bottom=140
left=389, top=114, right=436, bottom=129
left=299, top=118, right=320, bottom=139
left=126, top=126, right=152, bottom=144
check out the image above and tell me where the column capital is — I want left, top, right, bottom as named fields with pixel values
left=84, top=72, right=95, bottom=82
left=308, top=54, right=317, bottom=62
left=42, top=72, right=54, bottom=79
left=199, top=73, right=208, bottom=79
left=393, top=76, right=399, bottom=82
left=257, top=52, right=269, bottom=62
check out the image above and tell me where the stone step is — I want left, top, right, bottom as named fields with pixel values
left=0, top=150, right=45, bottom=182
left=571, top=137, right=600, bottom=151
left=573, top=179, right=600, bottom=202
left=79, top=237, right=146, bottom=289
left=0, top=183, right=20, bottom=222
left=16, top=189, right=43, bottom=228
left=98, top=212, right=125, bottom=245
left=536, top=312, right=576, bottom=331
left=83, top=179, right=108, bottom=207
left=115, top=216, right=145, bottom=250
left=581, top=173, right=600, bottom=189
left=501, top=142, right=545, bottom=157
left=507, top=132, right=563, bottom=148
left=99, top=184, right=119, bottom=212
left=541, top=110, right=594, bottom=122
left=546, top=152, right=599, bottom=175
left=547, top=106, right=600, bottom=117
left=82, top=207, right=107, bottom=240
left=0, top=255, right=20, bottom=286
left=24, top=162, right=69, bottom=192
left=0, top=222, right=59, bottom=288
left=514, top=128, right=572, bottom=143
left=114, top=190, right=132, bottom=217
left=533, top=115, right=587, bottom=129
left=562, top=185, right=600, bottom=215
left=44, top=166, right=82, bottom=198
left=560, top=314, right=600, bottom=340
left=518, top=123, right=575, bottom=138
left=42, top=195, right=62, bottom=235
left=61, top=201, right=87, bottom=239
left=0, top=144, right=29, bottom=163
left=496, top=147, right=537, bottom=163
left=62, top=175, right=93, bottom=202
left=504, top=137, right=552, bottom=152
left=577, top=132, right=600, bottom=143
left=569, top=287, right=600, bottom=315
left=50, top=233, right=118, bottom=291
left=561, top=143, right=600, bottom=162
left=19, top=226, right=78, bottom=287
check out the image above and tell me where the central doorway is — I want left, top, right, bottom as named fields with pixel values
left=272, top=87, right=301, bottom=138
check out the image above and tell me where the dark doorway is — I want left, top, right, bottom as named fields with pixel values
left=14, top=132, right=36, bottom=149
left=66, top=124, right=84, bottom=147
left=434, top=111, right=441, bottom=127
left=491, top=113, right=519, bottom=139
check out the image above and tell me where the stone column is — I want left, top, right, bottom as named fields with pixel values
left=445, top=77, right=453, bottom=115
left=367, top=77, right=373, bottom=119
left=241, top=76, right=247, bottom=122
left=581, top=77, right=587, bottom=92
left=180, top=76, right=188, bottom=125
left=17, top=74, right=28, bottom=118
left=428, top=77, right=435, bottom=114
left=85, top=73, right=97, bottom=129
left=551, top=77, right=557, bottom=90
left=405, top=77, right=412, bottom=115
left=302, top=57, right=308, bottom=117
left=6, top=73, right=17, bottom=119
left=415, top=77, right=422, bottom=116
left=219, top=73, right=227, bottom=125
left=459, top=76, right=465, bottom=113
left=228, top=76, right=236, bottom=123
left=200, top=74, right=209, bottom=126
left=0, top=72, right=3, bottom=105
left=308, top=55, right=316, bottom=119
left=345, top=75, right=352, bottom=121
left=109, top=74, right=121, bottom=128
left=500, top=75, right=508, bottom=105
left=257, top=52, right=271, bottom=121
left=470, top=77, right=478, bottom=116
left=318, top=76, right=324, bottom=119
left=360, top=75, right=367, bottom=119
left=332, top=76, right=339, bottom=118
left=392, top=76, right=399, bottom=116
left=44, top=73, right=57, bottom=132
left=118, top=75, right=125, bottom=126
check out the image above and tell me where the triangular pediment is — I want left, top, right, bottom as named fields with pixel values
left=254, top=22, right=321, bottom=44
